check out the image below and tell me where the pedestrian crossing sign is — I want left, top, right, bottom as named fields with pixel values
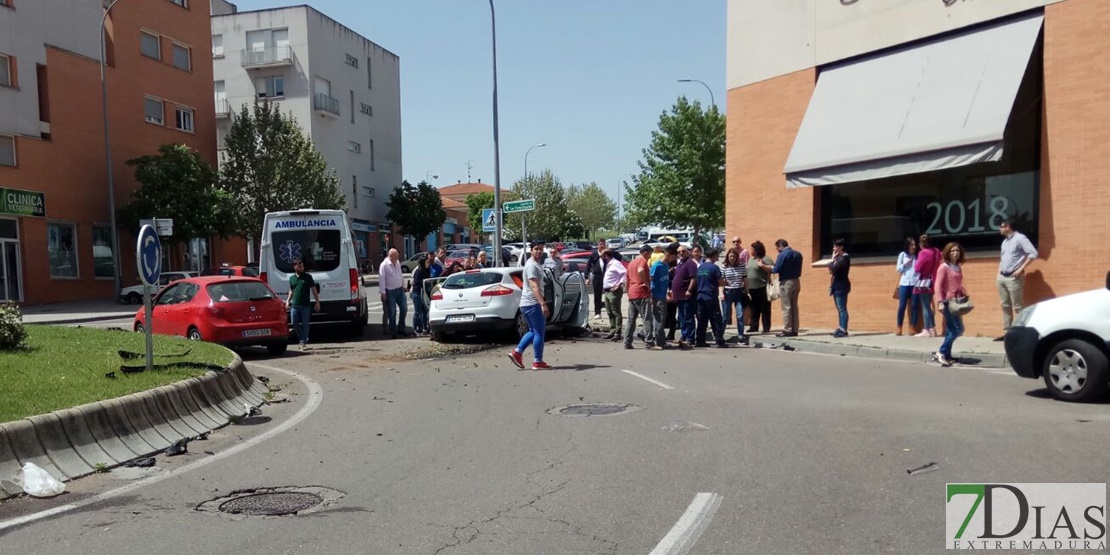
left=482, top=208, right=497, bottom=232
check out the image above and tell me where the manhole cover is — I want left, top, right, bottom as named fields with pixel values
left=548, top=403, right=641, bottom=417
left=196, top=486, right=344, bottom=517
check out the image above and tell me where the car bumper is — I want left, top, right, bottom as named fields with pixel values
left=206, top=323, right=290, bottom=346
left=288, top=300, right=364, bottom=325
left=430, top=315, right=515, bottom=334
left=1004, top=326, right=1040, bottom=378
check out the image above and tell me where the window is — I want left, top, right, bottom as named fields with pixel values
left=366, top=57, right=372, bottom=89
left=0, top=135, right=14, bottom=167
left=211, top=34, right=223, bottom=58
left=207, top=281, right=275, bottom=303
left=140, top=31, right=161, bottom=60
left=214, top=80, right=226, bottom=109
left=345, top=54, right=358, bottom=68
left=92, top=226, right=115, bottom=279
left=175, top=106, right=194, bottom=132
left=245, top=28, right=290, bottom=63
left=352, top=177, right=357, bottom=209
left=369, top=139, right=375, bottom=170
left=350, top=90, right=355, bottom=123
left=0, top=54, right=10, bottom=87
left=171, top=43, right=191, bottom=71
left=144, top=96, right=164, bottom=125
left=47, top=222, right=78, bottom=279
left=362, top=186, right=374, bottom=198
left=254, top=75, right=284, bottom=98
left=360, top=103, right=372, bottom=116
left=169, top=0, right=188, bottom=7
left=347, top=141, right=361, bottom=153
left=270, top=230, right=342, bottom=273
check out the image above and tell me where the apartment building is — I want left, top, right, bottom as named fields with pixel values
left=211, top=3, right=402, bottom=264
left=0, top=0, right=242, bottom=305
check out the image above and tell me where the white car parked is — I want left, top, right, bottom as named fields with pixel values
left=427, top=267, right=589, bottom=342
left=119, top=271, right=198, bottom=304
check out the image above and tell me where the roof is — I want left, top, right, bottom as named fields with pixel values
left=441, top=197, right=467, bottom=210
left=438, top=183, right=506, bottom=197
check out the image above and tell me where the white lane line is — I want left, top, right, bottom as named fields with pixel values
left=649, top=492, right=723, bottom=555
left=0, top=363, right=322, bottom=533
left=621, top=369, right=674, bottom=390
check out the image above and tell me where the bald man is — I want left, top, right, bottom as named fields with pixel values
left=379, top=248, right=408, bottom=338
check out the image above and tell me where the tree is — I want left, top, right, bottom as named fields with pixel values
left=118, top=144, right=237, bottom=243
left=220, top=102, right=345, bottom=241
left=464, top=191, right=494, bottom=237
left=385, top=180, right=447, bottom=244
left=624, top=96, right=725, bottom=239
left=503, top=170, right=575, bottom=240
left=565, top=182, right=616, bottom=239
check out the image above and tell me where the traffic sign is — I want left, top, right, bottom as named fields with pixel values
left=503, top=199, right=535, bottom=214
left=136, top=224, right=162, bottom=287
left=481, top=208, right=497, bottom=232
left=140, top=218, right=174, bottom=237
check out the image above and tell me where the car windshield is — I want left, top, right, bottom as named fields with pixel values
left=271, top=230, right=342, bottom=273
left=442, top=272, right=503, bottom=290
left=207, top=280, right=275, bottom=302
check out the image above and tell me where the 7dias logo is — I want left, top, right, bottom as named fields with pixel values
left=946, top=484, right=1106, bottom=550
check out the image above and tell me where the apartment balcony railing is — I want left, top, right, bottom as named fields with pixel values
left=215, top=98, right=231, bottom=118
left=313, top=93, right=340, bottom=117
left=240, top=45, right=294, bottom=68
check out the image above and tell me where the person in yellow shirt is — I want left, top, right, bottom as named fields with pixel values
left=649, top=244, right=666, bottom=266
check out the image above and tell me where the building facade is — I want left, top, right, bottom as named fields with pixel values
left=0, top=0, right=242, bottom=305
left=725, top=0, right=1108, bottom=336
left=211, top=4, right=402, bottom=266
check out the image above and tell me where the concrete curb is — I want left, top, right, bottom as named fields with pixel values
left=0, top=354, right=268, bottom=499
left=25, top=313, right=137, bottom=326
left=771, top=338, right=1010, bottom=368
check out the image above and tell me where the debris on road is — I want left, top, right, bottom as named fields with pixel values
left=662, top=420, right=710, bottom=432
left=124, top=457, right=156, bottom=468
left=907, top=462, right=940, bottom=476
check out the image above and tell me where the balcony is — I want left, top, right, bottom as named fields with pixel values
left=215, top=98, right=231, bottom=119
left=240, top=45, right=294, bottom=68
left=313, top=93, right=340, bottom=117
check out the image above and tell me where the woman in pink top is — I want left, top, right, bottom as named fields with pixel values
left=913, top=234, right=943, bottom=337
left=933, top=242, right=968, bottom=367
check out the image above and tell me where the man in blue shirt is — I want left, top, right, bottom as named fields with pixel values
left=695, top=249, right=727, bottom=348
left=428, top=250, right=445, bottom=278
left=649, top=248, right=676, bottom=350
left=771, top=239, right=803, bottom=337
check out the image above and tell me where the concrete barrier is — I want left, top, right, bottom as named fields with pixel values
left=0, top=354, right=268, bottom=500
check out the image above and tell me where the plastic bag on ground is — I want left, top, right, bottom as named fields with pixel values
left=662, top=420, right=710, bottom=432
left=20, top=462, right=65, bottom=497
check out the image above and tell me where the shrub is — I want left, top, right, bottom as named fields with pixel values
left=0, top=302, right=28, bottom=350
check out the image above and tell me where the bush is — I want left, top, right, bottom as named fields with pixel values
left=0, top=302, right=28, bottom=350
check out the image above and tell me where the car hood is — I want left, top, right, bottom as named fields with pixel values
left=1025, top=288, right=1110, bottom=333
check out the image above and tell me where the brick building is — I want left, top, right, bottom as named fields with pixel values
left=725, top=0, right=1108, bottom=336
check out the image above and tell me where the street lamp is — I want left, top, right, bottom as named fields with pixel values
left=677, top=78, right=715, bottom=108
left=424, top=171, right=439, bottom=183
left=521, top=143, right=545, bottom=245
left=523, top=143, right=545, bottom=179
left=100, top=0, right=125, bottom=301
left=617, top=173, right=633, bottom=235
left=487, top=0, right=504, bottom=267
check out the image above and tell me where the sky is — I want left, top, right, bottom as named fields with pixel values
left=224, top=0, right=726, bottom=205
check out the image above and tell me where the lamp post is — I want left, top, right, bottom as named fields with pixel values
left=100, top=0, right=124, bottom=301
left=487, top=0, right=504, bottom=267
left=677, top=78, right=715, bottom=108
left=617, top=173, right=633, bottom=235
left=522, top=143, right=545, bottom=246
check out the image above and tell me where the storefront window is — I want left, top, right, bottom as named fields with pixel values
left=92, top=226, right=115, bottom=279
left=47, top=222, right=78, bottom=278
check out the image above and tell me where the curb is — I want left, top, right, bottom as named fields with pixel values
left=772, top=338, right=1010, bottom=368
left=0, top=354, right=268, bottom=499
left=25, top=313, right=137, bottom=326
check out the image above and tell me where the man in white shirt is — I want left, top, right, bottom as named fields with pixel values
left=602, top=249, right=628, bottom=341
left=996, top=220, right=1039, bottom=340
left=379, top=248, right=408, bottom=339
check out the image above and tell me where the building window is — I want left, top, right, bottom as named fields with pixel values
left=360, top=103, right=372, bottom=116
left=211, top=34, right=223, bottom=58
left=245, top=28, right=290, bottom=63
left=255, top=75, right=284, bottom=99
left=345, top=54, right=358, bottom=68
left=144, top=96, right=164, bottom=125
left=352, top=176, right=357, bottom=209
left=0, top=54, right=10, bottom=87
left=140, top=31, right=161, bottom=60
left=92, top=226, right=115, bottom=279
left=366, top=58, right=372, bottom=89
left=175, top=106, right=194, bottom=132
left=347, top=141, right=361, bottom=153
left=369, top=139, right=375, bottom=171
left=0, top=135, right=15, bottom=167
left=362, top=186, right=374, bottom=198
left=350, top=90, right=355, bottom=123
left=169, top=0, right=188, bottom=7
left=47, top=222, right=78, bottom=279
left=171, top=43, right=191, bottom=71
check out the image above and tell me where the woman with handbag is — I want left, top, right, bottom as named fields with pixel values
left=829, top=238, right=851, bottom=338
left=933, top=242, right=969, bottom=367
left=895, top=237, right=920, bottom=336
left=747, top=241, right=775, bottom=334
left=913, top=234, right=943, bottom=338
left=721, top=247, right=749, bottom=344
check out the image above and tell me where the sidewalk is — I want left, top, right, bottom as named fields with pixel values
left=766, top=329, right=1009, bottom=368
left=22, top=299, right=136, bottom=325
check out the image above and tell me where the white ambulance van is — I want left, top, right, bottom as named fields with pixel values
left=259, top=209, right=368, bottom=336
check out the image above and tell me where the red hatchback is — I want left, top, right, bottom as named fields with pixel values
left=133, top=276, right=289, bottom=355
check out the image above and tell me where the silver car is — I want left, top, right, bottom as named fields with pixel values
left=427, top=267, right=588, bottom=342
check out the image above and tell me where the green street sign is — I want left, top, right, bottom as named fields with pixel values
left=0, top=188, right=45, bottom=217
left=503, top=199, right=535, bottom=214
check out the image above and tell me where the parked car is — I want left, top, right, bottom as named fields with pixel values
left=119, top=271, right=198, bottom=305
left=1005, top=271, right=1110, bottom=402
left=445, top=248, right=480, bottom=268
left=606, top=237, right=626, bottom=249
left=401, top=252, right=429, bottom=273
left=504, top=243, right=525, bottom=263
left=426, top=267, right=588, bottom=342
left=133, top=276, right=289, bottom=355
left=201, top=264, right=259, bottom=277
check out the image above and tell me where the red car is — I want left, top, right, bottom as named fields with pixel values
left=201, top=264, right=260, bottom=277
left=560, top=250, right=630, bottom=268
left=133, top=276, right=289, bottom=355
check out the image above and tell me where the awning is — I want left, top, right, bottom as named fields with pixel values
left=783, top=13, right=1043, bottom=188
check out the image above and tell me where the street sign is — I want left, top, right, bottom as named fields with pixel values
left=481, top=208, right=497, bottom=232
left=140, top=218, right=173, bottom=237
left=503, top=199, right=535, bottom=214
left=137, top=225, right=162, bottom=286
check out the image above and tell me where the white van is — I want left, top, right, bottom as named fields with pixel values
left=259, top=209, right=368, bottom=335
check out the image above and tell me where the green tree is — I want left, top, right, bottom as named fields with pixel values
left=503, top=170, right=574, bottom=240
left=565, top=182, right=616, bottom=239
left=624, top=97, right=725, bottom=239
left=220, top=102, right=345, bottom=241
left=385, top=180, right=447, bottom=245
left=118, top=144, right=236, bottom=243
left=464, top=191, right=494, bottom=238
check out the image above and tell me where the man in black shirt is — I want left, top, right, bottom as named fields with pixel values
left=585, top=239, right=606, bottom=320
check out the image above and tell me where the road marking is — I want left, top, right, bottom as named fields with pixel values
left=621, top=369, right=673, bottom=390
left=649, top=492, right=723, bottom=555
left=0, top=363, right=322, bottom=533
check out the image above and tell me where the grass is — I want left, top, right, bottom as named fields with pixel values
left=0, top=325, right=235, bottom=423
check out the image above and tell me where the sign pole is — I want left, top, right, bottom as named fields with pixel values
left=136, top=223, right=162, bottom=374
left=143, top=284, right=154, bottom=372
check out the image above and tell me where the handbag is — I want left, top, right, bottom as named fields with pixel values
left=948, top=295, right=975, bottom=316
left=915, top=278, right=932, bottom=289
left=767, top=279, right=781, bottom=302
left=892, top=287, right=900, bottom=300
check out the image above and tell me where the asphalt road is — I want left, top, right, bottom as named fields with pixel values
left=1, top=328, right=1107, bottom=554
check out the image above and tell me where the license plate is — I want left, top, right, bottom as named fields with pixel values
left=243, top=329, right=272, bottom=338
left=445, top=315, right=476, bottom=323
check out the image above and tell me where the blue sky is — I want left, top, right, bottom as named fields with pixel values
left=225, top=0, right=726, bottom=204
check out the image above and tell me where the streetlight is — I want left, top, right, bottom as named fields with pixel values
left=521, top=143, right=545, bottom=245
left=523, top=143, right=545, bottom=179
left=617, top=173, right=633, bottom=235
left=487, top=0, right=504, bottom=267
left=424, top=171, right=439, bottom=183
left=677, top=78, right=715, bottom=108
left=100, top=0, right=125, bottom=301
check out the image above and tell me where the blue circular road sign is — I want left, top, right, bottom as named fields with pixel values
left=136, top=224, right=162, bottom=287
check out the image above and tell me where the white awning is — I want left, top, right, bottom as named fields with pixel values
left=783, top=13, right=1043, bottom=188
